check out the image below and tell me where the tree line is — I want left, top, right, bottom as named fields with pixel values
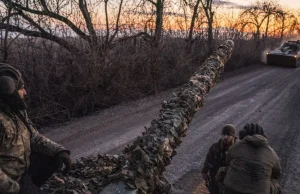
left=0, top=0, right=298, bottom=126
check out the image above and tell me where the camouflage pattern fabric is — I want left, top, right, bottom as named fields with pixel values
left=0, top=103, right=69, bottom=194
left=42, top=40, right=234, bottom=194
left=41, top=154, right=127, bottom=193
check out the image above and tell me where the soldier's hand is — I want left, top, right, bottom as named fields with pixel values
left=55, top=151, right=72, bottom=175
left=201, top=173, right=209, bottom=182
left=7, top=178, right=20, bottom=194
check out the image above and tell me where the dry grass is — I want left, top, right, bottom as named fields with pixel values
left=1, top=35, right=282, bottom=127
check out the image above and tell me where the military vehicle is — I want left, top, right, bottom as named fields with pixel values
left=267, top=40, right=300, bottom=68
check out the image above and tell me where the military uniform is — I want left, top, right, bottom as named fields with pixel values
left=223, top=134, right=281, bottom=194
left=201, top=139, right=231, bottom=194
left=222, top=123, right=281, bottom=194
left=0, top=103, right=69, bottom=194
left=0, top=63, right=72, bottom=194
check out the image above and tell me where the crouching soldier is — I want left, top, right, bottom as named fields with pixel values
left=201, top=124, right=237, bottom=194
left=0, top=64, right=72, bottom=194
left=223, top=123, right=281, bottom=194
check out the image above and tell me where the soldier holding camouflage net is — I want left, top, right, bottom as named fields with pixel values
left=0, top=64, right=72, bottom=194
left=201, top=124, right=237, bottom=194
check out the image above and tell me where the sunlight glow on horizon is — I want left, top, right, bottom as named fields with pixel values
left=228, top=0, right=300, bottom=9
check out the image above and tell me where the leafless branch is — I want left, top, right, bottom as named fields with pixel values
left=3, top=0, right=90, bottom=42
left=0, top=23, right=80, bottom=53
left=79, top=0, right=97, bottom=45
left=108, top=0, right=124, bottom=45
left=104, top=0, right=109, bottom=47
left=145, top=0, right=157, bottom=6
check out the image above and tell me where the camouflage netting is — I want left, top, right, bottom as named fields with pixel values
left=42, top=40, right=234, bottom=194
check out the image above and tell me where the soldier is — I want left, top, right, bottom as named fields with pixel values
left=201, top=124, right=237, bottom=194
left=0, top=64, right=72, bottom=194
left=223, top=123, right=281, bottom=194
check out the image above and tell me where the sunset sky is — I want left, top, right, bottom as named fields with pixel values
left=228, top=0, right=300, bottom=9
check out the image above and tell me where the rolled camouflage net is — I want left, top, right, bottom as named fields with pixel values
left=42, top=40, right=234, bottom=194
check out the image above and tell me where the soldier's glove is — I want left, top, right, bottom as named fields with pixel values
left=201, top=173, right=209, bottom=182
left=55, top=151, right=72, bottom=175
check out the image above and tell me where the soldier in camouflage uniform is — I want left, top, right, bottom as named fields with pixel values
left=0, top=64, right=72, bottom=194
left=201, top=124, right=237, bottom=194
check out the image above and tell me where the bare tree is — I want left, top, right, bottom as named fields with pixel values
left=289, top=14, right=300, bottom=38
left=0, top=0, right=137, bottom=61
left=239, top=0, right=279, bottom=39
left=183, top=0, right=202, bottom=52
left=275, top=9, right=290, bottom=40
left=297, top=12, right=300, bottom=37
left=261, top=1, right=281, bottom=38
left=0, top=1, right=84, bottom=53
left=199, top=0, right=214, bottom=52
left=135, top=0, right=165, bottom=94
left=143, top=0, right=165, bottom=46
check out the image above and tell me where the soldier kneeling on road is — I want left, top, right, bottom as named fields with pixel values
left=201, top=124, right=237, bottom=194
left=221, top=123, right=281, bottom=194
left=0, top=64, right=72, bottom=194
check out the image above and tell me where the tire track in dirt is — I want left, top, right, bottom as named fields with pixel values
left=56, top=103, right=161, bottom=145
left=267, top=78, right=300, bottom=194
left=171, top=66, right=300, bottom=193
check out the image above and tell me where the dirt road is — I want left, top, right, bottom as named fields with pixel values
left=44, top=64, right=300, bottom=194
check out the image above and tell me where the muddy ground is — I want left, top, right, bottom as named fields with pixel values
left=44, top=64, right=300, bottom=194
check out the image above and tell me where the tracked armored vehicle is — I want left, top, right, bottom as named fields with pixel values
left=267, top=40, right=300, bottom=68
